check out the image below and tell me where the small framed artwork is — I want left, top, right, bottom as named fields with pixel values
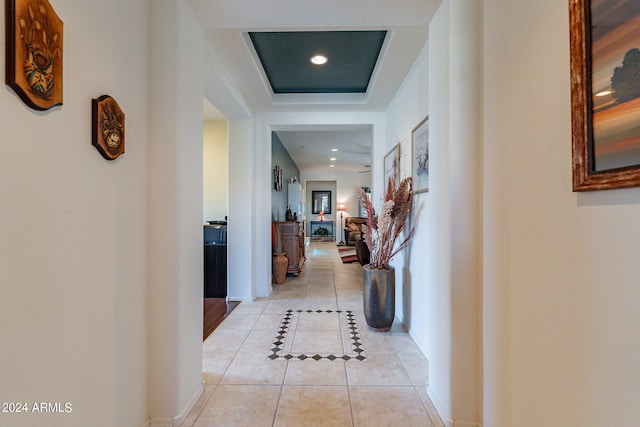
left=274, top=165, right=283, bottom=191
left=412, top=116, right=429, bottom=194
left=384, top=143, right=400, bottom=189
left=5, top=0, right=63, bottom=111
left=311, top=191, right=331, bottom=214
left=92, top=95, right=125, bottom=160
left=570, top=0, right=640, bottom=191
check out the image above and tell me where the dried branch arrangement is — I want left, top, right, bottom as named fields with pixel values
left=360, top=174, right=415, bottom=269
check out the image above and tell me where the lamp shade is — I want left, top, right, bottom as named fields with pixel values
left=337, top=203, right=346, bottom=211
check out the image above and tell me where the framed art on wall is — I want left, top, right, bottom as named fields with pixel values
left=311, top=191, right=331, bottom=214
left=5, top=0, right=63, bottom=111
left=92, top=95, right=125, bottom=160
left=384, top=143, right=400, bottom=189
left=412, top=116, right=429, bottom=194
left=273, top=165, right=283, bottom=191
left=570, top=0, right=640, bottom=191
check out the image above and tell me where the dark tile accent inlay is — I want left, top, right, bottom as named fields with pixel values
left=267, top=309, right=367, bottom=361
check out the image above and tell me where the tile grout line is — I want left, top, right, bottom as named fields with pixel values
left=270, top=383, right=285, bottom=427
left=338, top=257, right=356, bottom=426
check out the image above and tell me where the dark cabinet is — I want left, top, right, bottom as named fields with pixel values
left=204, top=244, right=227, bottom=298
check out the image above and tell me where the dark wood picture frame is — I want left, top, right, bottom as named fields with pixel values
left=5, top=0, right=63, bottom=111
left=311, top=191, right=331, bottom=214
left=92, top=95, right=125, bottom=161
left=412, top=116, right=429, bottom=194
left=570, top=0, right=640, bottom=191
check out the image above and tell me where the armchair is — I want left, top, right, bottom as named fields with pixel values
left=344, top=217, right=367, bottom=246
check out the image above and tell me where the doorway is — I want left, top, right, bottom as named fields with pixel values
left=203, top=99, right=236, bottom=339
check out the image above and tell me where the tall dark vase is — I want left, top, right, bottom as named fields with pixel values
left=363, top=265, right=395, bottom=331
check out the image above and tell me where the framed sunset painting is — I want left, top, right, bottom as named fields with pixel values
left=570, top=0, right=640, bottom=190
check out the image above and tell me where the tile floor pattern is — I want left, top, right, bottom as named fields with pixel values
left=183, top=242, right=444, bottom=427
left=267, top=309, right=366, bottom=361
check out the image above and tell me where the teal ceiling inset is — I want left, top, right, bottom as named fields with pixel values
left=249, top=31, right=387, bottom=94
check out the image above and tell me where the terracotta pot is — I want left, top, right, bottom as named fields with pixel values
left=272, top=252, right=288, bottom=284
left=363, top=265, right=395, bottom=331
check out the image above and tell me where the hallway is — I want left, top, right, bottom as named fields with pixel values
left=183, top=242, right=443, bottom=426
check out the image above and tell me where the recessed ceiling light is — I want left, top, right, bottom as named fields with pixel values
left=331, top=148, right=338, bottom=152
left=329, top=164, right=335, bottom=168
left=310, top=55, right=328, bottom=65
left=330, top=157, right=337, bottom=161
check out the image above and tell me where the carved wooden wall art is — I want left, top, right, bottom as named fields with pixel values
left=5, top=0, right=63, bottom=110
left=92, top=95, right=125, bottom=160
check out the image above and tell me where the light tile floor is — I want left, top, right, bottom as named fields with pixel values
left=183, top=242, right=444, bottom=427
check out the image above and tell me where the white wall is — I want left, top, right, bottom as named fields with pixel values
left=228, top=119, right=256, bottom=301
left=483, top=0, right=640, bottom=426
left=390, top=0, right=640, bottom=425
left=386, top=1, right=481, bottom=425
left=385, top=21, right=430, bottom=339
left=203, top=120, right=228, bottom=222
left=0, top=1, right=149, bottom=426
left=148, top=0, right=204, bottom=424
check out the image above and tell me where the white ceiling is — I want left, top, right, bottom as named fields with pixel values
left=193, top=0, right=441, bottom=172
left=276, top=127, right=372, bottom=173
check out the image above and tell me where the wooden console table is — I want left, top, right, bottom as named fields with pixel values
left=275, top=221, right=305, bottom=275
left=310, top=220, right=334, bottom=241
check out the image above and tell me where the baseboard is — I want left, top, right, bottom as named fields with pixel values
left=146, top=417, right=172, bottom=427
left=227, top=295, right=254, bottom=302
left=426, top=385, right=482, bottom=427
left=403, top=320, right=428, bottom=356
left=172, top=382, right=205, bottom=427
left=146, top=382, right=205, bottom=427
